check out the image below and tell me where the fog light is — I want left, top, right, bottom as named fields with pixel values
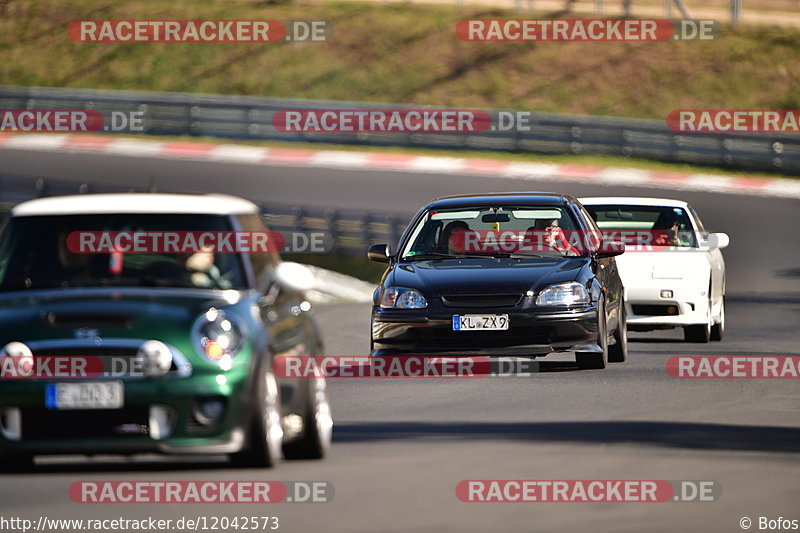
left=660, top=290, right=673, bottom=299
left=200, top=400, right=224, bottom=420
left=667, top=306, right=678, bottom=315
left=193, top=398, right=226, bottom=427
left=149, top=405, right=176, bottom=440
left=0, top=408, right=21, bottom=441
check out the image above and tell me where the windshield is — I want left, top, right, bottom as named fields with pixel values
left=584, top=205, right=698, bottom=247
left=0, top=214, right=247, bottom=291
left=400, top=205, right=582, bottom=259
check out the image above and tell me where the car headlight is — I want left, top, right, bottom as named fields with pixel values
left=535, top=282, right=590, bottom=306
left=0, top=342, right=33, bottom=379
left=192, top=308, right=245, bottom=368
left=380, top=287, right=428, bottom=309
left=135, top=340, right=173, bottom=377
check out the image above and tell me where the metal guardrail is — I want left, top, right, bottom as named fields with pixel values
left=0, top=174, right=410, bottom=256
left=1, top=85, right=799, bottom=175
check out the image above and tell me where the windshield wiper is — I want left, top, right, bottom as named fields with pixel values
left=402, top=252, right=460, bottom=261
left=405, top=252, right=527, bottom=261
left=96, top=276, right=195, bottom=288
left=508, top=252, right=551, bottom=258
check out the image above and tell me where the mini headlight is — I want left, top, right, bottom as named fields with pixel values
left=192, top=308, right=245, bottom=366
left=380, top=288, right=428, bottom=309
left=0, top=342, right=34, bottom=379
left=135, top=340, right=173, bottom=377
left=535, top=282, right=590, bottom=306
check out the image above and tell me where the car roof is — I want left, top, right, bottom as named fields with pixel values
left=427, top=192, right=575, bottom=210
left=11, top=193, right=260, bottom=217
left=578, top=197, right=690, bottom=208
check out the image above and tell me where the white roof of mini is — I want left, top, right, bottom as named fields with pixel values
left=578, top=197, right=690, bottom=208
left=12, top=193, right=259, bottom=217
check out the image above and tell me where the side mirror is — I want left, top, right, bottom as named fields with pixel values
left=708, top=232, right=730, bottom=250
left=596, top=240, right=625, bottom=258
left=274, top=262, right=315, bottom=293
left=368, top=243, right=392, bottom=263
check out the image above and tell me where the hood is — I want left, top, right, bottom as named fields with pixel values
left=615, top=249, right=710, bottom=282
left=0, top=287, right=254, bottom=346
left=389, top=257, right=587, bottom=296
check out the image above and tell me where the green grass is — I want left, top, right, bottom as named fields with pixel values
left=2, top=0, right=800, bottom=120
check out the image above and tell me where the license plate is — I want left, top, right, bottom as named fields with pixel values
left=452, top=314, right=509, bottom=331
left=45, top=381, right=124, bottom=410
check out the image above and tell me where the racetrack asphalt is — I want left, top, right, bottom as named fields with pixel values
left=0, top=147, right=798, bottom=532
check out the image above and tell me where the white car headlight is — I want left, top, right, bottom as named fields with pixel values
left=135, top=340, right=173, bottom=377
left=535, top=282, right=590, bottom=306
left=192, top=308, right=245, bottom=368
left=380, top=288, right=428, bottom=309
left=0, top=342, right=34, bottom=379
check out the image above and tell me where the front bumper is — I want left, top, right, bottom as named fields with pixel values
left=625, top=286, right=710, bottom=329
left=0, top=370, right=255, bottom=456
left=371, top=306, right=599, bottom=356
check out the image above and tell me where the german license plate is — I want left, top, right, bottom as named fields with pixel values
left=452, top=314, right=509, bottom=331
left=45, top=381, right=124, bottom=410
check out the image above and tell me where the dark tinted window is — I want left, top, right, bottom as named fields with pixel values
left=0, top=214, right=246, bottom=291
left=584, top=204, right=697, bottom=247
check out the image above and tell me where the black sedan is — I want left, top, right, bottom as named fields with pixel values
left=368, top=193, right=627, bottom=369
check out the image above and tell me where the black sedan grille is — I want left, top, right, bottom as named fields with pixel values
left=411, top=327, right=551, bottom=348
left=632, top=304, right=678, bottom=316
left=21, top=407, right=150, bottom=440
left=29, top=346, right=180, bottom=375
left=31, top=347, right=138, bottom=358
left=441, top=294, right=522, bottom=308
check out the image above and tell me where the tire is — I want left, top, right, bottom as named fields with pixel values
left=229, top=365, right=283, bottom=468
left=283, top=373, right=333, bottom=460
left=576, top=298, right=608, bottom=370
left=710, top=296, right=725, bottom=341
left=608, top=302, right=627, bottom=363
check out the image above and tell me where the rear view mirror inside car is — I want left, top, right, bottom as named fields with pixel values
left=604, top=210, right=634, bottom=220
left=481, top=213, right=511, bottom=223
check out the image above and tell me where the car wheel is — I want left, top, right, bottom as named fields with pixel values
left=283, top=373, right=333, bottom=460
left=608, top=302, right=627, bottom=363
left=230, top=365, right=283, bottom=468
left=710, top=296, right=725, bottom=341
left=576, top=298, right=608, bottom=370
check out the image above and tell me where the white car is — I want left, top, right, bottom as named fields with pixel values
left=579, top=197, right=728, bottom=343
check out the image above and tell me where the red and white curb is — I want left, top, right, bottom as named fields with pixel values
left=2, top=133, right=799, bottom=199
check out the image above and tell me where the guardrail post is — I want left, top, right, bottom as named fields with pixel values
left=730, top=0, right=742, bottom=26
left=363, top=212, right=374, bottom=245
left=389, top=216, right=402, bottom=252
left=35, top=178, right=48, bottom=197
left=292, top=206, right=306, bottom=232
left=325, top=209, right=339, bottom=254
left=622, top=0, right=631, bottom=17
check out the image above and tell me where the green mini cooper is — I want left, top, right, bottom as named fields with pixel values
left=0, top=193, right=332, bottom=468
